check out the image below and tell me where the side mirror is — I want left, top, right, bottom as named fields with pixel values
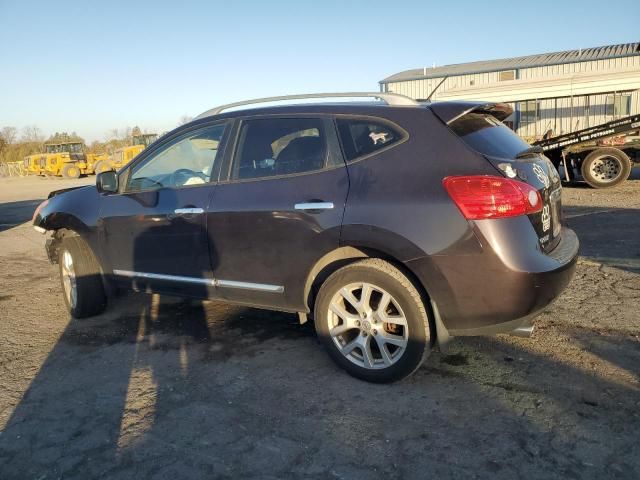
left=96, top=170, right=118, bottom=193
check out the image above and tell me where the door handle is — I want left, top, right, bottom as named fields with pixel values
left=174, top=207, right=204, bottom=215
left=294, top=202, right=334, bottom=211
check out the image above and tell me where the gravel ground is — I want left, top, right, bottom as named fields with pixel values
left=0, top=173, right=639, bottom=479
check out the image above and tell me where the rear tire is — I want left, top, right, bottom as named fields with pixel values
left=61, top=163, right=81, bottom=179
left=581, top=148, right=631, bottom=188
left=314, top=259, right=431, bottom=383
left=58, top=236, right=107, bottom=318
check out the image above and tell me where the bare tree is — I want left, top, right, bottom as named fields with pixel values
left=106, top=128, right=120, bottom=141
left=1, top=126, right=17, bottom=145
left=21, top=125, right=44, bottom=143
left=178, top=115, right=193, bottom=126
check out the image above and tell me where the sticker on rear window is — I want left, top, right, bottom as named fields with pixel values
left=532, top=164, right=550, bottom=188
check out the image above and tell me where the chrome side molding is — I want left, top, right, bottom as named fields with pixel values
left=216, top=279, right=284, bottom=293
left=294, top=202, right=334, bottom=211
left=113, top=270, right=217, bottom=286
left=174, top=208, right=204, bottom=215
left=112, top=270, right=284, bottom=293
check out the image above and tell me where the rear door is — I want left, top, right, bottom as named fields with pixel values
left=446, top=111, right=563, bottom=252
left=206, top=116, right=349, bottom=311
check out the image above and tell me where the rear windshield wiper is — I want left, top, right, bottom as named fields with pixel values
left=515, top=146, right=544, bottom=159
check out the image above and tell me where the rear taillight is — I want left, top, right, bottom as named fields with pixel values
left=443, top=175, right=542, bottom=220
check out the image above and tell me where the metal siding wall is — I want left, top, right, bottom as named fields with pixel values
left=384, top=56, right=640, bottom=96
left=502, top=57, right=640, bottom=81
left=384, top=55, right=640, bottom=139
left=539, top=98, right=556, bottom=136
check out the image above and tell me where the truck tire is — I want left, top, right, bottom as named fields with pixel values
left=314, top=259, right=432, bottom=383
left=581, top=148, right=632, bottom=188
left=58, top=236, right=107, bottom=318
left=61, top=163, right=81, bottom=179
left=94, top=161, right=112, bottom=174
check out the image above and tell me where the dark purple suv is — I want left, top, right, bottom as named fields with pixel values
left=33, top=93, right=578, bottom=382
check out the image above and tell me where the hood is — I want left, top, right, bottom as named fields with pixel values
left=47, top=185, right=92, bottom=199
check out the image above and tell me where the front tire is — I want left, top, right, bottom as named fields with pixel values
left=61, top=163, right=81, bottom=179
left=58, top=236, right=107, bottom=318
left=581, top=148, right=631, bottom=188
left=314, top=259, right=431, bottom=383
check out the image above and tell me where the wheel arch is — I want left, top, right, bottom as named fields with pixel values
left=39, top=212, right=90, bottom=235
left=303, top=245, right=437, bottom=344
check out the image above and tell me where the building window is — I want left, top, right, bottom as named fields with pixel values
left=519, top=100, right=539, bottom=127
left=499, top=70, right=516, bottom=81
left=605, top=94, right=631, bottom=117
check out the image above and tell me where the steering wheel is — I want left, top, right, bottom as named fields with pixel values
left=169, top=168, right=207, bottom=187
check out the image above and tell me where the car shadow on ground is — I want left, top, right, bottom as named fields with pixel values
left=0, top=199, right=43, bottom=232
left=0, top=289, right=638, bottom=479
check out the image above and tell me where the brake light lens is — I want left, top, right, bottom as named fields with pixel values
left=443, top=175, right=542, bottom=220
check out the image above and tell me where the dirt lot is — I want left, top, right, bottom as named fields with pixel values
left=0, top=173, right=639, bottom=479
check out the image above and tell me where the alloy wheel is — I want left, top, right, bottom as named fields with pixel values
left=61, top=250, right=77, bottom=309
left=327, top=282, right=408, bottom=369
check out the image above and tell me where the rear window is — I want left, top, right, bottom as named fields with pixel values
left=449, top=113, right=530, bottom=159
left=337, top=118, right=403, bottom=161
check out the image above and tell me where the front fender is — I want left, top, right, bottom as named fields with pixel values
left=33, top=185, right=99, bottom=233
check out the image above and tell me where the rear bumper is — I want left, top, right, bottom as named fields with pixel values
left=408, top=222, right=579, bottom=336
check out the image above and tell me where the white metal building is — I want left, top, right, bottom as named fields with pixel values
left=380, top=43, right=640, bottom=140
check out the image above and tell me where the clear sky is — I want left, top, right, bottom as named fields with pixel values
left=1, top=0, right=638, bottom=142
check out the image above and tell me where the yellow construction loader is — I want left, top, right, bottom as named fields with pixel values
left=36, top=134, right=108, bottom=178
left=95, top=132, right=158, bottom=173
left=23, top=154, right=46, bottom=175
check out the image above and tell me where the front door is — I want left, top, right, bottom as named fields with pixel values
left=99, top=122, right=228, bottom=297
left=206, top=117, right=349, bottom=310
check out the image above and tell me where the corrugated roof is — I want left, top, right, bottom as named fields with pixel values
left=380, top=42, right=640, bottom=84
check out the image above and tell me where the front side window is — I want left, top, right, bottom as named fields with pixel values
left=336, top=118, right=403, bottom=161
left=127, top=123, right=225, bottom=192
left=234, top=118, right=327, bottom=180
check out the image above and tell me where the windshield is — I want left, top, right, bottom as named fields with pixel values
left=44, top=143, right=83, bottom=154
left=67, top=143, right=83, bottom=154
left=133, top=134, right=158, bottom=147
left=449, top=113, right=531, bottom=159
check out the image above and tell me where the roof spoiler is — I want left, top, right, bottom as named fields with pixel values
left=429, top=101, right=513, bottom=125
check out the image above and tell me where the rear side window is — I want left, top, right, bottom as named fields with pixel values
left=449, top=113, right=530, bottom=159
left=234, top=118, right=327, bottom=180
left=336, top=118, right=403, bottom=161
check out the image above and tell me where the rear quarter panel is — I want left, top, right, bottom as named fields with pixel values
left=341, top=108, right=505, bottom=327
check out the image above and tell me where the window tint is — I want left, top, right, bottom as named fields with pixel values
left=336, top=119, right=402, bottom=161
left=127, top=124, right=225, bottom=192
left=449, top=113, right=531, bottom=159
left=234, top=118, right=327, bottom=179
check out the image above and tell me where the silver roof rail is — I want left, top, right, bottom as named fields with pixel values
left=195, top=92, right=419, bottom=119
